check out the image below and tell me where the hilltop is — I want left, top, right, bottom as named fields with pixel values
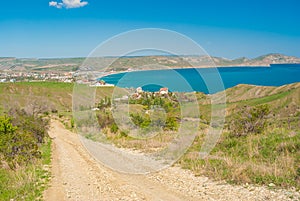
left=1, top=53, right=300, bottom=72
left=212, top=53, right=300, bottom=66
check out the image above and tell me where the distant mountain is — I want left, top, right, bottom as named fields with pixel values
left=0, top=53, right=299, bottom=72
left=228, top=53, right=300, bottom=66
left=159, top=53, right=300, bottom=68
left=189, top=53, right=300, bottom=67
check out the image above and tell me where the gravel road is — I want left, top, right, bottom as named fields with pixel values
left=43, top=119, right=300, bottom=201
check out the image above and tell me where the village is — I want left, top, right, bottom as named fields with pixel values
left=0, top=71, right=75, bottom=83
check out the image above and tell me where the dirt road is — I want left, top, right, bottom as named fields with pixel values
left=43, top=120, right=299, bottom=201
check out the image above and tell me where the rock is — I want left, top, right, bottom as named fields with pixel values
left=268, top=183, right=276, bottom=187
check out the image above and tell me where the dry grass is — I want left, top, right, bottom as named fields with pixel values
left=180, top=127, right=300, bottom=188
left=104, top=128, right=177, bottom=153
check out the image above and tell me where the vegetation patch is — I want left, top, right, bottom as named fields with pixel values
left=180, top=104, right=300, bottom=189
left=0, top=107, right=51, bottom=200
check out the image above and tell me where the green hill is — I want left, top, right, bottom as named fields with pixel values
left=0, top=82, right=299, bottom=188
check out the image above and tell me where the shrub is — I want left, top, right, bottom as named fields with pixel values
left=97, top=111, right=114, bottom=128
left=97, top=96, right=111, bottom=110
left=119, top=131, right=128, bottom=138
left=9, top=108, right=49, bottom=144
left=130, top=113, right=151, bottom=128
left=70, top=118, right=75, bottom=128
left=0, top=116, right=40, bottom=169
left=229, top=104, right=270, bottom=137
left=110, top=123, right=119, bottom=133
left=164, top=116, right=179, bottom=131
left=0, top=108, right=49, bottom=169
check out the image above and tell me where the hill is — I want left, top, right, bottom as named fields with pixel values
left=0, top=82, right=299, bottom=190
left=1, top=53, right=300, bottom=72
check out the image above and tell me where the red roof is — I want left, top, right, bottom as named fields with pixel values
left=160, top=87, right=168, bottom=91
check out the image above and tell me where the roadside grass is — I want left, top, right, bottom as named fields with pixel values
left=179, top=122, right=300, bottom=189
left=0, top=138, right=52, bottom=201
left=179, top=84, right=300, bottom=189
left=104, top=128, right=176, bottom=152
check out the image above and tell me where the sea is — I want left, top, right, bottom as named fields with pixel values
left=101, top=64, right=300, bottom=94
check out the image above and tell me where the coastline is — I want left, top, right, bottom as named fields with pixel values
left=98, top=65, right=273, bottom=80
left=98, top=64, right=300, bottom=94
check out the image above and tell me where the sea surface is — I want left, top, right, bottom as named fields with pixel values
left=101, top=64, right=300, bottom=94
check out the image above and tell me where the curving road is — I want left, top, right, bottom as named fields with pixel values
left=43, top=119, right=299, bottom=201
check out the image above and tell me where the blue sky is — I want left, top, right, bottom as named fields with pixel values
left=0, top=0, right=299, bottom=58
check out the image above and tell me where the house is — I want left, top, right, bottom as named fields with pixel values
left=159, top=87, right=168, bottom=95
left=136, top=87, right=143, bottom=93
left=90, top=80, right=114, bottom=87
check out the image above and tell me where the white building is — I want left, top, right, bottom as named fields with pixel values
left=159, top=87, right=168, bottom=95
left=136, top=87, right=143, bottom=93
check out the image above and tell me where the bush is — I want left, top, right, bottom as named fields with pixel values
left=229, top=104, right=270, bottom=137
left=0, top=109, right=49, bottom=169
left=97, top=97, right=111, bottom=110
left=119, top=131, right=128, bottom=138
left=0, top=116, right=39, bottom=169
left=130, top=113, right=151, bottom=128
left=110, top=123, right=119, bottom=133
left=9, top=108, right=49, bottom=144
left=164, top=116, right=179, bottom=131
left=97, top=111, right=114, bottom=128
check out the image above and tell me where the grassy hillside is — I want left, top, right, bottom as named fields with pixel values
left=182, top=83, right=300, bottom=189
left=0, top=82, right=72, bottom=115
left=1, top=81, right=299, bottom=190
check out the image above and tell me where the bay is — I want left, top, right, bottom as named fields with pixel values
left=102, top=64, right=300, bottom=94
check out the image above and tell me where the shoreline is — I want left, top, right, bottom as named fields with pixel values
left=97, top=64, right=300, bottom=94
left=98, top=65, right=273, bottom=79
